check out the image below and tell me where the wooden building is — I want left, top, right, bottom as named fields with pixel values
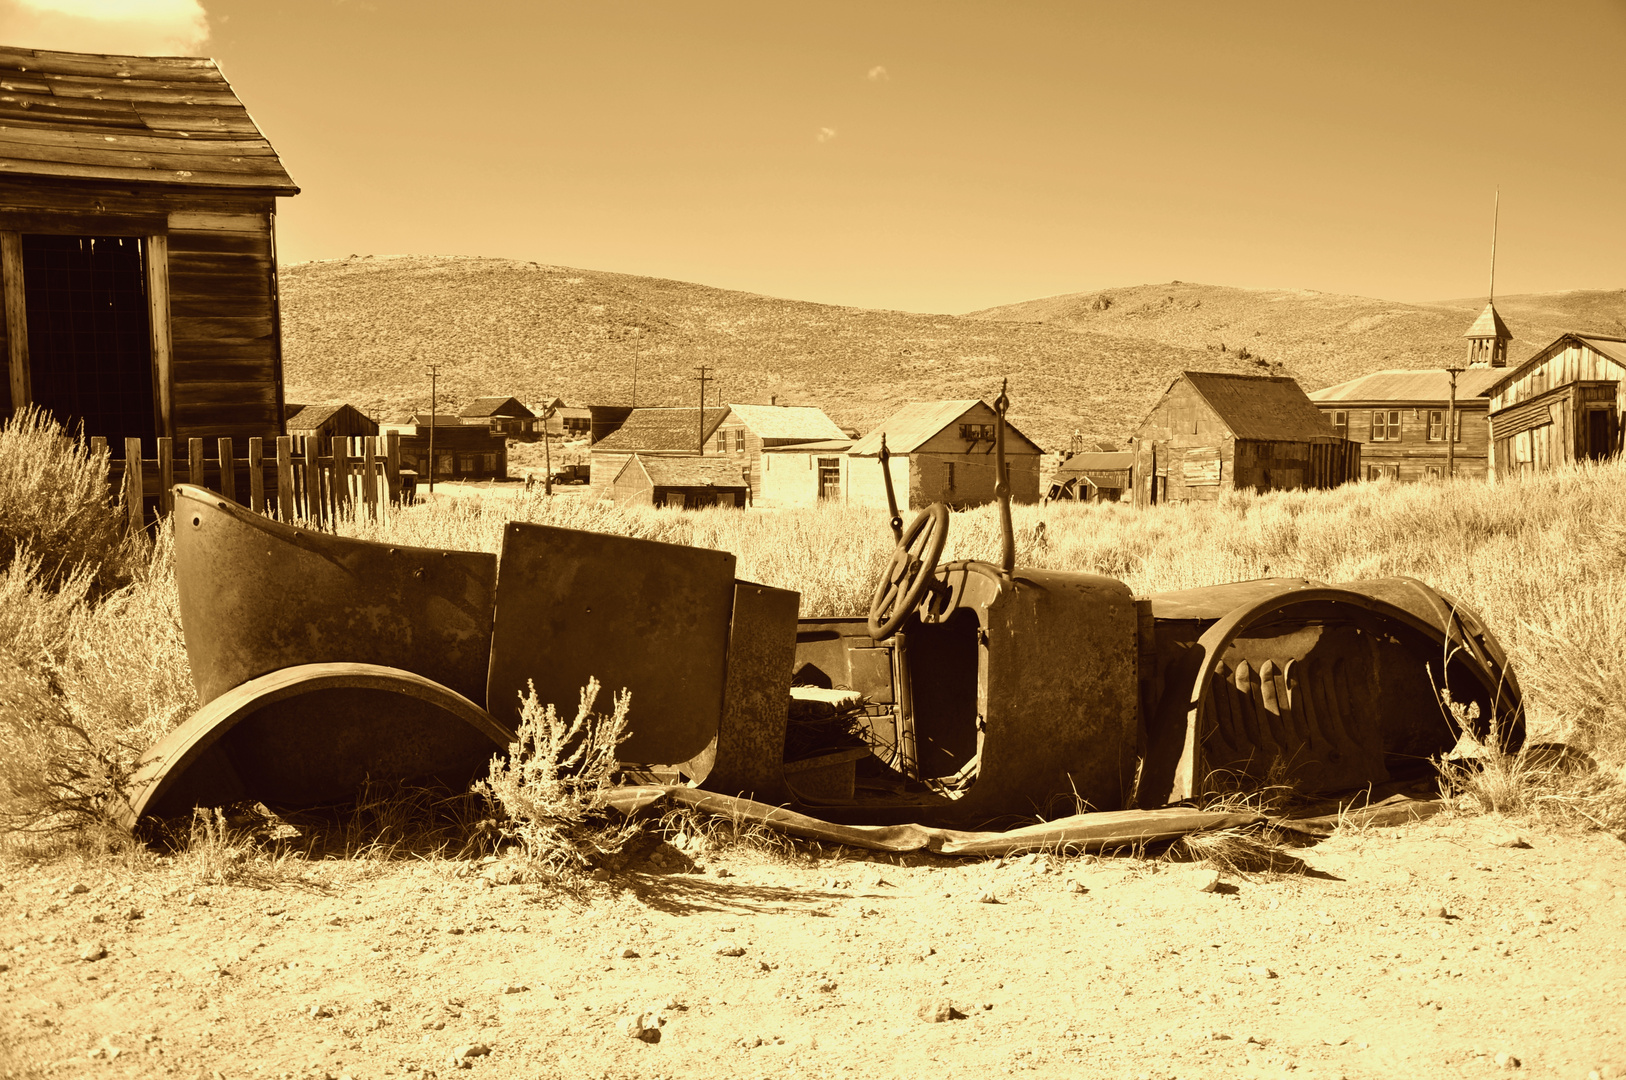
left=459, top=395, right=536, bottom=437
left=1131, top=372, right=1359, bottom=507
left=758, top=439, right=854, bottom=507
left=609, top=454, right=749, bottom=509
left=588, top=406, right=728, bottom=494
left=1047, top=451, right=1134, bottom=502
left=389, top=412, right=506, bottom=481
left=847, top=400, right=1043, bottom=510
left=709, top=403, right=847, bottom=505
left=1486, top=333, right=1625, bottom=479
left=0, top=47, right=298, bottom=455
left=1307, top=369, right=1503, bottom=481
left=285, top=403, right=377, bottom=441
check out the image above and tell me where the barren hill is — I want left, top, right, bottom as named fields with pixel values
left=967, top=282, right=1626, bottom=392
left=280, top=257, right=1257, bottom=449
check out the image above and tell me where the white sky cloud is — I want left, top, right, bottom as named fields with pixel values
left=816, top=126, right=836, bottom=143
left=866, top=65, right=888, bottom=81
left=0, top=0, right=209, bottom=56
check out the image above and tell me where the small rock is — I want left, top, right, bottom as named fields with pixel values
left=1065, top=880, right=1086, bottom=894
left=1247, top=965, right=1278, bottom=980
left=975, top=892, right=1000, bottom=905
left=716, top=944, right=746, bottom=957
left=79, top=943, right=106, bottom=962
left=309, top=1004, right=334, bottom=1019
left=124, top=907, right=143, bottom=921
left=713, top=866, right=733, bottom=878
left=501, top=984, right=528, bottom=995
left=90, top=913, right=105, bottom=924
left=813, top=980, right=837, bottom=993
left=738, top=1035, right=763, bottom=1048
left=68, top=883, right=89, bottom=895
left=1491, top=833, right=1531, bottom=850
left=184, top=892, right=204, bottom=907
left=451, top=1043, right=491, bottom=1060
left=917, top=998, right=965, bottom=1023
left=1495, top=1051, right=1520, bottom=1069
left=1187, top=869, right=1221, bottom=894
left=620, top=947, right=640, bottom=959
left=1424, top=903, right=1449, bottom=919
left=622, top=1011, right=663, bottom=1041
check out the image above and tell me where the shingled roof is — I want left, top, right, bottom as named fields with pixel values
left=1178, top=372, right=1336, bottom=442
left=285, top=403, right=344, bottom=430
left=0, top=46, right=297, bottom=193
left=620, top=454, right=748, bottom=488
left=459, top=396, right=534, bottom=419
left=593, top=407, right=730, bottom=452
left=1463, top=301, right=1512, bottom=341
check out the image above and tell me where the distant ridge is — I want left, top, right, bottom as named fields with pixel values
left=279, top=257, right=1626, bottom=448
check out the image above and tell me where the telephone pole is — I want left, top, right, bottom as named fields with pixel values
left=695, top=365, right=712, bottom=454
left=426, top=364, right=438, bottom=495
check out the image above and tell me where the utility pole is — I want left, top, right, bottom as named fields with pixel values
left=695, top=365, right=712, bottom=454
left=426, top=364, right=438, bottom=495
left=1446, top=363, right=1462, bottom=480
left=541, top=395, right=555, bottom=496
left=632, top=355, right=638, bottom=409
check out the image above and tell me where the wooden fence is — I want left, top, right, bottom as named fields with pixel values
left=95, top=433, right=407, bottom=533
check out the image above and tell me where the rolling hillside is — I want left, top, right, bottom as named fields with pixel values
left=967, top=282, right=1626, bottom=394
left=280, top=257, right=1626, bottom=449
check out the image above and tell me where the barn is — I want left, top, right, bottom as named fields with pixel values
left=846, top=399, right=1043, bottom=510
left=609, top=454, right=749, bottom=509
left=1485, top=333, right=1625, bottom=478
left=0, top=47, right=298, bottom=456
left=1131, top=372, right=1360, bottom=506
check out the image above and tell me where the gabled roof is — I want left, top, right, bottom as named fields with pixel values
left=1055, top=451, right=1135, bottom=477
left=620, top=454, right=748, bottom=488
left=0, top=46, right=298, bottom=193
left=1307, top=368, right=1504, bottom=405
left=459, top=396, right=534, bottom=419
left=406, top=412, right=464, bottom=427
left=725, top=404, right=846, bottom=442
left=1177, top=372, right=1336, bottom=441
left=1484, top=333, right=1626, bottom=397
left=1463, top=301, right=1512, bottom=341
left=761, top=439, right=852, bottom=453
left=285, top=403, right=345, bottom=430
left=592, top=407, right=731, bottom=452
left=849, top=400, right=1043, bottom=456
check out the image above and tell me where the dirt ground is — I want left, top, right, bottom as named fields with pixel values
left=3, top=813, right=1624, bottom=1080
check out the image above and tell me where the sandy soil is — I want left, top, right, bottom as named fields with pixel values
left=3, top=814, right=1623, bottom=1080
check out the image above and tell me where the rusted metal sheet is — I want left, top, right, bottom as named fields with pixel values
left=698, top=581, right=801, bottom=803
left=173, top=484, right=497, bottom=706
left=487, top=522, right=736, bottom=767
left=118, top=663, right=512, bottom=826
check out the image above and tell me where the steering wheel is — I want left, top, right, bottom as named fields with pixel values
left=868, top=503, right=949, bottom=640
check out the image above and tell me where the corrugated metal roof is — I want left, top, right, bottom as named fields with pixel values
left=1307, top=368, right=1504, bottom=404
left=592, top=407, right=731, bottom=452
left=725, top=403, right=846, bottom=442
left=459, top=396, right=534, bottom=419
left=1464, top=301, right=1512, bottom=340
left=625, top=454, right=749, bottom=488
left=1180, top=372, right=1336, bottom=441
left=1055, top=451, right=1135, bottom=476
left=0, top=47, right=298, bottom=193
left=850, top=400, right=1042, bottom=456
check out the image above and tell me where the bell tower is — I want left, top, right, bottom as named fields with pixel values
left=1465, top=191, right=1511, bottom=368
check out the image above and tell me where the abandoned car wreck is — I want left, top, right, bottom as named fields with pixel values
left=120, top=395, right=1526, bottom=850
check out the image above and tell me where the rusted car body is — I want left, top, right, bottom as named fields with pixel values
left=126, top=393, right=1523, bottom=832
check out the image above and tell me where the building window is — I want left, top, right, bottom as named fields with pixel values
left=1426, top=410, right=1462, bottom=442
left=817, top=458, right=840, bottom=499
left=1331, top=411, right=1348, bottom=439
left=482, top=453, right=498, bottom=472
left=457, top=455, right=475, bottom=474
left=735, top=429, right=745, bottom=451
left=959, top=423, right=994, bottom=442
left=1424, top=465, right=1443, bottom=480
left=1370, top=410, right=1401, bottom=441
left=1366, top=463, right=1399, bottom=481
left=716, top=431, right=728, bottom=453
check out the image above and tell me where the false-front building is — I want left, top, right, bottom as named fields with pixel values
left=0, top=47, right=298, bottom=454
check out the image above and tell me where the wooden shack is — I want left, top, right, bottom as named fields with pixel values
left=285, top=403, right=377, bottom=441
left=1307, top=369, right=1503, bottom=481
left=390, top=412, right=506, bottom=481
left=1486, top=333, right=1625, bottom=478
left=0, top=47, right=298, bottom=454
left=1048, top=451, right=1133, bottom=502
left=609, top=454, right=748, bottom=509
left=1132, top=372, right=1359, bottom=506
left=711, top=403, right=847, bottom=504
left=459, top=395, right=536, bottom=438
left=846, top=400, right=1043, bottom=510
left=588, top=406, right=729, bottom=494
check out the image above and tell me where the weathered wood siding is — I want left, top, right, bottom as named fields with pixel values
left=1487, top=338, right=1624, bottom=479
left=1132, top=378, right=1234, bottom=507
left=1317, top=404, right=1489, bottom=481
left=609, top=459, right=655, bottom=506
left=1488, top=341, right=1626, bottom=414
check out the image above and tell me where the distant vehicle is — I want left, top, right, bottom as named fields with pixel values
left=551, top=463, right=590, bottom=486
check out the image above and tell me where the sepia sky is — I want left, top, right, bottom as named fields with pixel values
left=3, top=0, right=1625, bottom=313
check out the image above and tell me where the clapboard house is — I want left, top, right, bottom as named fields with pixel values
left=388, top=411, right=506, bottom=481
left=847, top=400, right=1043, bottom=510
left=459, top=395, right=536, bottom=438
left=1486, top=333, right=1625, bottom=478
left=1131, top=372, right=1359, bottom=506
left=0, top=47, right=298, bottom=455
left=587, top=406, right=729, bottom=494
left=1307, top=369, right=1503, bottom=482
left=709, top=403, right=848, bottom=506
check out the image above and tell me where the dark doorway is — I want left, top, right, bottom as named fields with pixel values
left=1586, top=408, right=1613, bottom=461
left=23, top=235, right=155, bottom=449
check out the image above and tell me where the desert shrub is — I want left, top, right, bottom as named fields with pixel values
left=0, top=405, right=131, bottom=593
left=476, top=678, right=638, bottom=876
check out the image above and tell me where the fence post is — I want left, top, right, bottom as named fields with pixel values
left=302, top=435, right=320, bottom=527
left=158, top=437, right=174, bottom=516
left=276, top=436, right=293, bottom=522
left=123, top=437, right=144, bottom=534
left=385, top=431, right=402, bottom=504
left=188, top=437, right=205, bottom=491
left=363, top=436, right=378, bottom=520
left=332, top=436, right=350, bottom=522
left=217, top=437, right=236, bottom=503
left=248, top=437, right=264, bottom=514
